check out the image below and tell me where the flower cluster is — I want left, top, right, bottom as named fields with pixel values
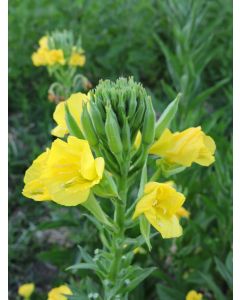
left=31, top=30, right=90, bottom=102
left=32, top=33, right=85, bottom=68
left=23, top=77, right=215, bottom=298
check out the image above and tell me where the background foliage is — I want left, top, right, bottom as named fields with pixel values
left=9, top=0, right=232, bottom=299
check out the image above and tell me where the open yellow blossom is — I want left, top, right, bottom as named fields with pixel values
left=39, top=36, right=48, bottom=49
left=32, top=48, right=65, bottom=67
left=52, top=92, right=89, bottom=137
left=48, top=285, right=72, bottom=300
left=69, top=51, right=86, bottom=66
left=150, top=127, right=216, bottom=167
left=31, top=48, right=49, bottom=66
left=18, top=283, right=35, bottom=298
left=23, top=136, right=104, bottom=206
left=186, top=290, right=203, bottom=300
left=133, top=182, right=185, bottom=238
left=47, top=49, right=65, bottom=66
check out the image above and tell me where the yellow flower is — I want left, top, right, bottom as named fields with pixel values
left=47, top=49, right=65, bottom=66
left=186, top=290, right=203, bottom=300
left=22, top=136, right=104, bottom=206
left=150, top=127, right=216, bottom=167
left=133, top=182, right=185, bottom=238
left=69, top=51, right=86, bottom=66
left=39, top=36, right=48, bottom=49
left=52, top=92, right=89, bottom=138
left=176, top=207, right=190, bottom=219
left=18, top=283, right=35, bottom=298
left=48, top=285, right=72, bottom=300
left=31, top=48, right=49, bottom=66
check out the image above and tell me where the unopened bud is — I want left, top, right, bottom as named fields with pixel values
left=81, top=104, right=99, bottom=147
left=121, top=117, right=131, bottom=153
left=105, top=106, right=123, bottom=156
left=142, top=96, right=155, bottom=145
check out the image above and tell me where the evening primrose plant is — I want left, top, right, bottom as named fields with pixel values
left=23, top=77, right=215, bottom=299
left=32, top=30, right=91, bottom=102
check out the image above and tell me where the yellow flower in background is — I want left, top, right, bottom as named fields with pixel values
left=52, top=92, right=89, bottom=137
left=32, top=48, right=65, bottom=67
left=176, top=207, right=190, bottom=219
left=22, top=150, right=51, bottom=201
left=18, top=283, right=35, bottom=298
left=186, top=290, right=203, bottom=300
left=133, top=182, right=185, bottom=238
left=31, top=48, right=49, bottom=66
left=150, top=127, right=216, bottom=167
left=47, top=49, right=65, bottom=66
left=39, top=36, right=48, bottom=49
left=69, top=50, right=86, bottom=66
left=22, top=136, right=104, bottom=206
left=48, top=285, right=72, bottom=300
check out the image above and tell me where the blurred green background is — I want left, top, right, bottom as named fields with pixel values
left=9, top=0, right=232, bottom=299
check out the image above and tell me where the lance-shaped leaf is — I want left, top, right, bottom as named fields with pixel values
left=65, top=103, right=84, bottom=139
left=82, top=193, right=113, bottom=229
left=138, top=164, right=152, bottom=251
left=155, top=93, right=181, bottom=139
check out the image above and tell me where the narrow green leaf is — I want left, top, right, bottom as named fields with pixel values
left=66, top=262, right=96, bottom=271
left=122, top=267, right=156, bottom=293
left=214, top=256, right=233, bottom=289
left=198, top=271, right=225, bottom=300
left=139, top=215, right=151, bottom=251
left=65, top=104, right=84, bottom=138
left=155, top=93, right=181, bottom=139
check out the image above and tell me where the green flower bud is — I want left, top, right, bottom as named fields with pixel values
left=105, top=106, right=123, bottom=156
left=130, top=96, right=146, bottom=141
left=93, top=172, right=119, bottom=198
left=141, top=96, right=156, bottom=146
left=90, top=100, right=106, bottom=140
left=81, top=103, right=99, bottom=147
left=121, top=117, right=131, bottom=153
left=127, top=89, right=137, bottom=120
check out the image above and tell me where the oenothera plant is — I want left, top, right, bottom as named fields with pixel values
left=23, top=77, right=215, bottom=299
left=32, top=30, right=91, bottom=102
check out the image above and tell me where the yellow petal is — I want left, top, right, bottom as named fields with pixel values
left=52, top=188, right=90, bottom=206
left=95, top=157, right=105, bottom=179
left=156, top=183, right=186, bottom=215
left=132, top=190, right=157, bottom=219
left=22, top=150, right=51, bottom=201
left=176, top=207, right=190, bottom=218
left=144, top=181, right=159, bottom=194
left=149, top=128, right=173, bottom=155
left=195, top=134, right=216, bottom=166
left=145, top=211, right=182, bottom=238
left=18, top=283, right=35, bottom=298
left=52, top=93, right=89, bottom=137
left=134, top=131, right=142, bottom=149
left=48, top=285, right=72, bottom=300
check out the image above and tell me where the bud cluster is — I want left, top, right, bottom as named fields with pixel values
left=81, top=77, right=155, bottom=176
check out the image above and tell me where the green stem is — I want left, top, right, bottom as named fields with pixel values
left=108, top=164, right=129, bottom=284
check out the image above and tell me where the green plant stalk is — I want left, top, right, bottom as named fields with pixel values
left=107, top=160, right=129, bottom=290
